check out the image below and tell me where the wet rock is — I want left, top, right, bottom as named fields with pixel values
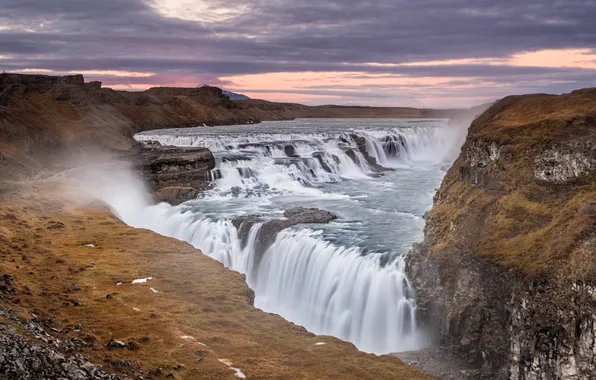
left=153, top=186, right=199, bottom=205
left=238, top=207, right=338, bottom=273
left=284, top=144, right=298, bottom=157
left=138, top=145, right=216, bottom=205
left=312, top=152, right=334, bottom=173
left=283, top=207, right=338, bottom=224
left=231, top=215, right=263, bottom=246
left=342, top=134, right=392, bottom=172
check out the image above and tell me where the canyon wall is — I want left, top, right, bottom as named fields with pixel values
left=407, top=89, right=596, bottom=379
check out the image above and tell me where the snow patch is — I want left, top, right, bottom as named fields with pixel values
left=231, top=367, right=246, bottom=378
left=315, top=342, right=326, bottom=346
left=132, top=277, right=153, bottom=284
left=132, top=307, right=141, bottom=312
left=150, top=288, right=159, bottom=293
left=85, top=243, right=96, bottom=248
left=218, top=359, right=246, bottom=378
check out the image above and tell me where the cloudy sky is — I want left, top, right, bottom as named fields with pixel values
left=1, top=0, right=596, bottom=107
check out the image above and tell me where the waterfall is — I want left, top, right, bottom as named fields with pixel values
left=137, top=124, right=451, bottom=198
left=111, top=201, right=421, bottom=354
left=100, top=120, right=460, bottom=354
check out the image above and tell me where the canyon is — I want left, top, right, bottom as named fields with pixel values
left=1, top=73, right=595, bottom=380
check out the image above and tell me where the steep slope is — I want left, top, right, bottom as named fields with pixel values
left=406, top=89, right=596, bottom=379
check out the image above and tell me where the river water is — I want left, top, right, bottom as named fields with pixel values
left=114, top=118, right=463, bottom=354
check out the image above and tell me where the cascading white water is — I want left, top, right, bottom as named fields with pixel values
left=97, top=119, right=466, bottom=354
left=254, top=229, right=419, bottom=353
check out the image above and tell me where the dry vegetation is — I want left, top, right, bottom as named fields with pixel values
left=0, top=180, right=431, bottom=379
left=425, top=89, right=596, bottom=278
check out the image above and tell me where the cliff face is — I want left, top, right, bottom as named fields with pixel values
left=137, top=143, right=216, bottom=204
left=407, top=89, right=596, bottom=379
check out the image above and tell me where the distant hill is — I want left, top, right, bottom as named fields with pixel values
left=197, top=84, right=250, bottom=100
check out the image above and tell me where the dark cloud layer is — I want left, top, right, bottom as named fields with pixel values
left=1, top=0, right=595, bottom=106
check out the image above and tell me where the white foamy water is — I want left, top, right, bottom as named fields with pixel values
left=93, top=118, right=467, bottom=354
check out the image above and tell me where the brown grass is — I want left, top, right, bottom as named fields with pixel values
left=424, top=89, right=596, bottom=278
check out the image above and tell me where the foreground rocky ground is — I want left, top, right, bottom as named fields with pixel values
left=0, top=180, right=431, bottom=379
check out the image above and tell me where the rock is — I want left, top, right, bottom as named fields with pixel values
left=283, top=207, right=338, bottom=223
left=106, top=339, right=126, bottom=349
left=284, top=145, right=297, bottom=157
left=153, top=186, right=199, bottom=205
left=149, top=368, right=163, bottom=376
left=231, top=214, right=263, bottom=246
left=534, top=140, right=595, bottom=182
left=138, top=145, right=215, bottom=205
left=312, top=152, right=334, bottom=173
left=0, top=274, right=16, bottom=294
left=47, top=221, right=66, bottom=229
left=342, top=134, right=392, bottom=172
left=234, top=207, right=338, bottom=275
left=68, top=283, right=81, bottom=292
left=579, top=203, right=596, bottom=215
left=111, top=359, right=139, bottom=369
left=0, top=307, right=119, bottom=379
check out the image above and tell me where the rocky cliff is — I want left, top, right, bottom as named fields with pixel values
left=407, top=89, right=596, bottom=379
left=137, top=142, right=216, bottom=204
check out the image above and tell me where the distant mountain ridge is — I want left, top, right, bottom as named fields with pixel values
left=197, top=83, right=250, bottom=100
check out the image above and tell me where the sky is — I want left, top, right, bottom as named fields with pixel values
left=1, top=0, right=596, bottom=108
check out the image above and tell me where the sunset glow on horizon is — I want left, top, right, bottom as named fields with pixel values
left=2, top=1, right=595, bottom=107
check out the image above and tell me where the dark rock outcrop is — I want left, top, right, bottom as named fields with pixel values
left=406, top=90, right=596, bottom=379
left=137, top=144, right=216, bottom=205
left=342, top=134, right=392, bottom=172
